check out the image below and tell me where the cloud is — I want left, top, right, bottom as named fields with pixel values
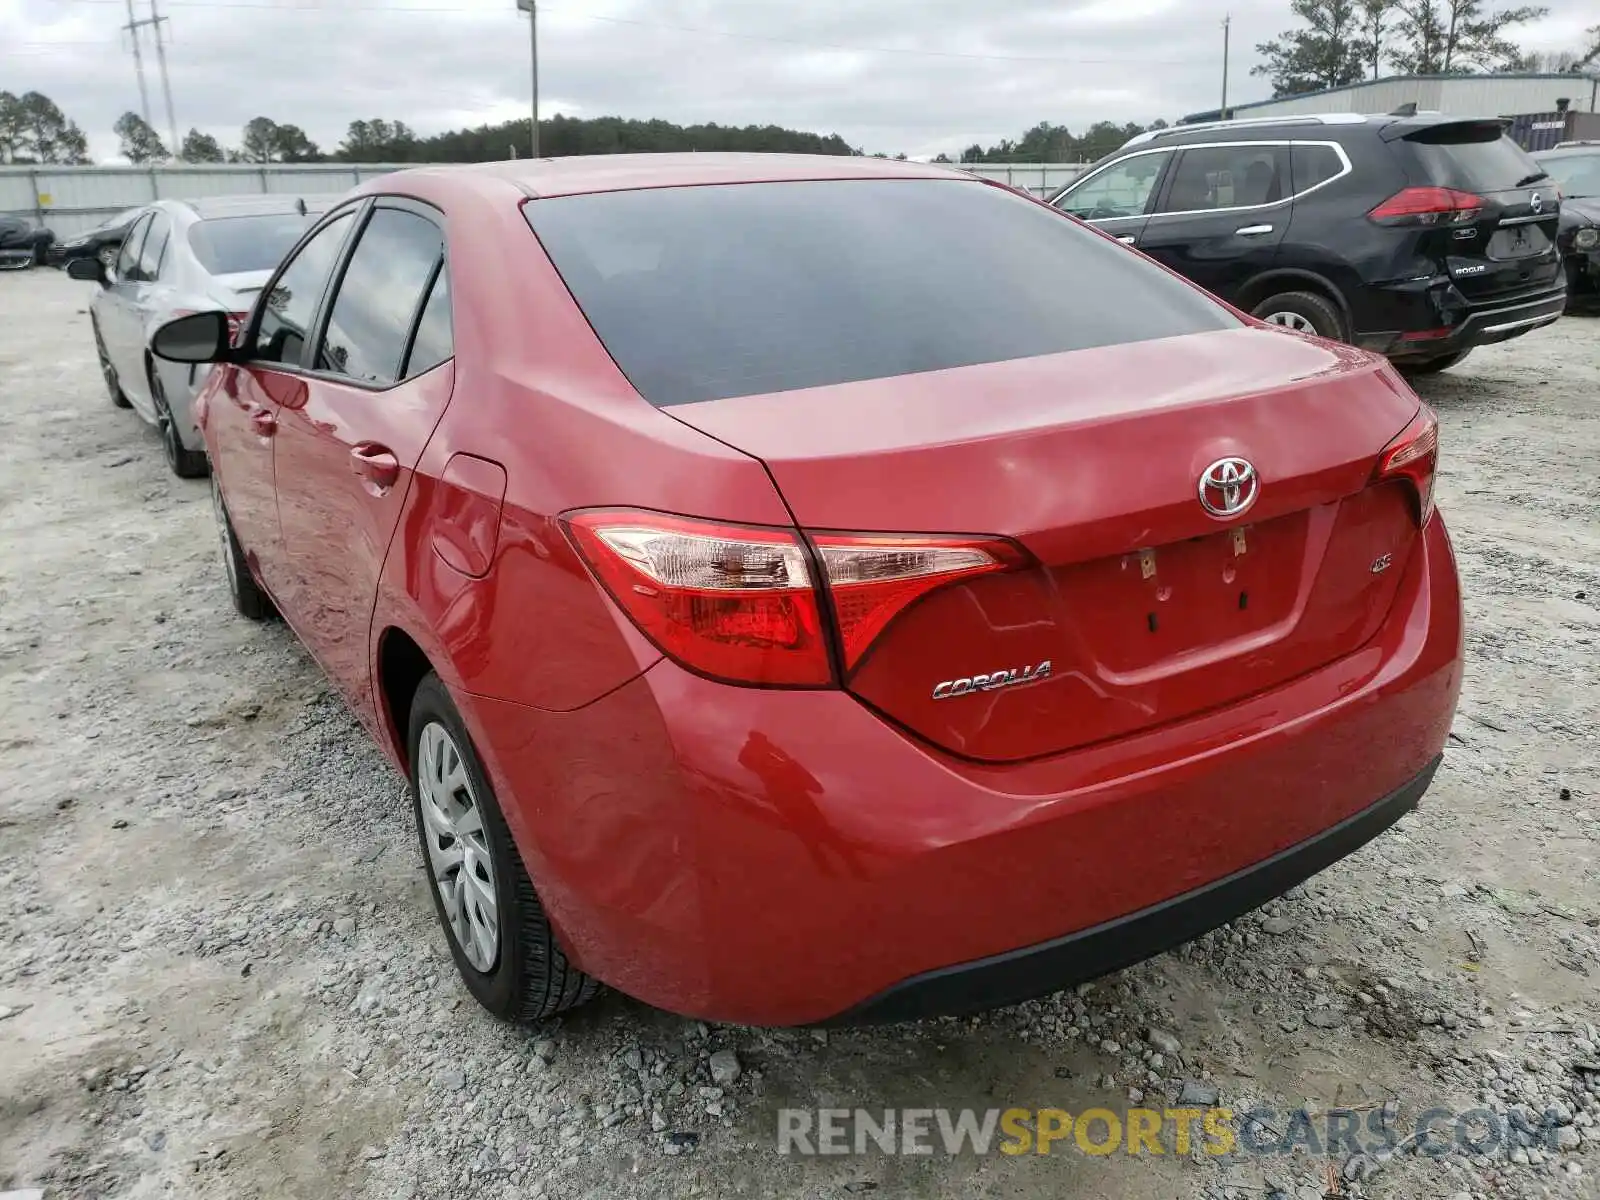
left=3, top=0, right=1592, bottom=163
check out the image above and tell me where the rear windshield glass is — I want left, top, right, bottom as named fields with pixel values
left=524, top=178, right=1237, bottom=407
left=1402, top=125, right=1545, bottom=192
left=188, top=213, right=317, bottom=275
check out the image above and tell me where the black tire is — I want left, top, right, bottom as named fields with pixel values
left=150, top=368, right=209, bottom=479
left=407, top=672, right=601, bottom=1023
left=1252, top=291, right=1347, bottom=342
left=1397, top=349, right=1472, bottom=376
left=210, top=476, right=274, bottom=621
left=93, top=319, right=132, bottom=409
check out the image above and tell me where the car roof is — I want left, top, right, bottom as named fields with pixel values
left=136, top=194, right=345, bottom=222
left=354, top=153, right=962, bottom=201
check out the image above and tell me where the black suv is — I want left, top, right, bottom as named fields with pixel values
left=1047, top=112, right=1567, bottom=373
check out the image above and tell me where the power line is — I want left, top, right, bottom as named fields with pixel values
left=35, top=0, right=1208, bottom=66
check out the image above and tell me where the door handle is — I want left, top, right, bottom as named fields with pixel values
left=350, top=442, right=401, bottom=494
left=1117, top=235, right=1137, bottom=245
left=249, top=406, right=277, bottom=437
left=1235, top=224, right=1274, bottom=236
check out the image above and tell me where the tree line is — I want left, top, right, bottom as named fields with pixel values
left=1255, top=1, right=1598, bottom=98
left=1, top=96, right=858, bottom=166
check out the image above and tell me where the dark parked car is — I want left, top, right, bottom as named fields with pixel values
left=149, top=154, right=1459, bottom=1026
left=51, top=206, right=146, bottom=270
left=0, top=214, right=56, bottom=269
left=1048, top=112, right=1568, bottom=374
left=1533, top=142, right=1600, bottom=310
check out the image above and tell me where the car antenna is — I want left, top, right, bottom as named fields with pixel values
left=295, top=197, right=307, bottom=216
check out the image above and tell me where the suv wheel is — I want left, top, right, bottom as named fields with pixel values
left=408, top=673, right=602, bottom=1023
left=1397, top=350, right=1472, bottom=376
left=1253, top=292, right=1346, bottom=341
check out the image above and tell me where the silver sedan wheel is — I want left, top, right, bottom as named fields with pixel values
left=417, top=722, right=500, bottom=973
left=1264, top=310, right=1316, bottom=333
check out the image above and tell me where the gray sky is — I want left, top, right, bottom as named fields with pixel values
left=4, top=0, right=1595, bottom=162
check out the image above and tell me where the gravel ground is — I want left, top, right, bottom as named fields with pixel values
left=1, top=267, right=1596, bottom=1200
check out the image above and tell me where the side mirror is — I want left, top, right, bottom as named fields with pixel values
left=152, top=310, right=233, bottom=364
left=66, top=257, right=106, bottom=284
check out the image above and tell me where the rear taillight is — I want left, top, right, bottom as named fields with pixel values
left=1368, top=187, right=1484, bottom=227
left=1374, top=406, right=1439, bottom=525
left=813, top=533, right=1023, bottom=670
left=226, top=312, right=247, bottom=344
left=563, top=510, right=1023, bottom=687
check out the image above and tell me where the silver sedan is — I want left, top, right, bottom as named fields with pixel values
left=68, top=194, right=340, bottom=477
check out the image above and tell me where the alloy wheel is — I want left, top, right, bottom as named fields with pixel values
left=152, top=378, right=181, bottom=470
left=97, top=245, right=118, bottom=269
left=416, top=721, right=500, bottom=973
left=1263, top=311, right=1317, bottom=334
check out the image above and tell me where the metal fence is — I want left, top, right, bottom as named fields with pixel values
left=2, top=160, right=1087, bottom=239
left=0, top=164, right=409, bottom=240
left=960, top=162, right=1086, bottom=196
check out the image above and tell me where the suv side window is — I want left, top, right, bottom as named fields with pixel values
left=254, top=210, right=356, bottom=366
left=115, top=214, right=152, bottom=280
left=134, top=213, right=171, bottom=282
left=1159, top=145, right=1291, bottom=214
left=1290, top=145, right=1345, bottom=194
left=315, top=207, right=444, bottom=386
left=1055, top=151, right=1172, bottom=220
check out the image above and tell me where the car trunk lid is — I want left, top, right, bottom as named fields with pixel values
left=671, top=327, right=1426, bottom=762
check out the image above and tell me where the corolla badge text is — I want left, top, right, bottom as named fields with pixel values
left=932, top=661, right=1053, bottom=701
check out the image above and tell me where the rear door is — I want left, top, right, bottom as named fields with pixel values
left=125, top=211, right=175, bottom=397
left=98, top=212, right=152, bottom=400
left=211, top=207, right=361, bottom=598
left=1386, top=119, right=1564, bottom=300
left=272, top=200, right=453, bottom=725
left=1137, top=142, right=1292, bottom=302
left=1051, top=149, right=1173, bottom=248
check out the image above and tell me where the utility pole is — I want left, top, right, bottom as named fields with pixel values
left=149, top=0, right=180, bottom=155
left=517, top=0, right=539, bottom=158
left=122, top=0, right=153, bottom=132
left=1221, top=14, right=1231, bottom=121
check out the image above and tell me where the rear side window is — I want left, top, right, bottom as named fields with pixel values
left=1400, top=124, right=1544, bottom=192
left=136, top=213, right=170, bottom=282
left=1290, top=145, right=1345, bottom=192
left=116, top=214, right=151, bottom=279
left=189, top=213, right=318, bottom=275
left=525, top=178, right=1236, bottom=407
left=403, top=265, right=453, bottom=379
left=1160, top=145, right=1289, bottom=212
left=316, top=208, right=443, bottom=386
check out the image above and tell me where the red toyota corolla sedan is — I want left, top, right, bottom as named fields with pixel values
left=150, top=154, right=1462, bottom=1027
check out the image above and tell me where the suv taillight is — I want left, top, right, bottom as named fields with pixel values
left=1368, top=186, right=1485, bottom=226
left=563, top=510, right=1024, bottom=686
left=1373, top=406, right=1439, bottom=525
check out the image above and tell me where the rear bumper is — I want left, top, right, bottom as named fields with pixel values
left=1358, top=282, right=1567, bottom=360
left=462, top=516, right=1463, bottom=1026
left=837, top=755, right=1438, bottom=1023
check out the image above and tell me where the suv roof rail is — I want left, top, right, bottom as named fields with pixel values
left=1128, top=112, right=1368, bottom=147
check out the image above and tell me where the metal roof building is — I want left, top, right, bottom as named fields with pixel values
left=1183, top=73, right=1600, bottom=124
